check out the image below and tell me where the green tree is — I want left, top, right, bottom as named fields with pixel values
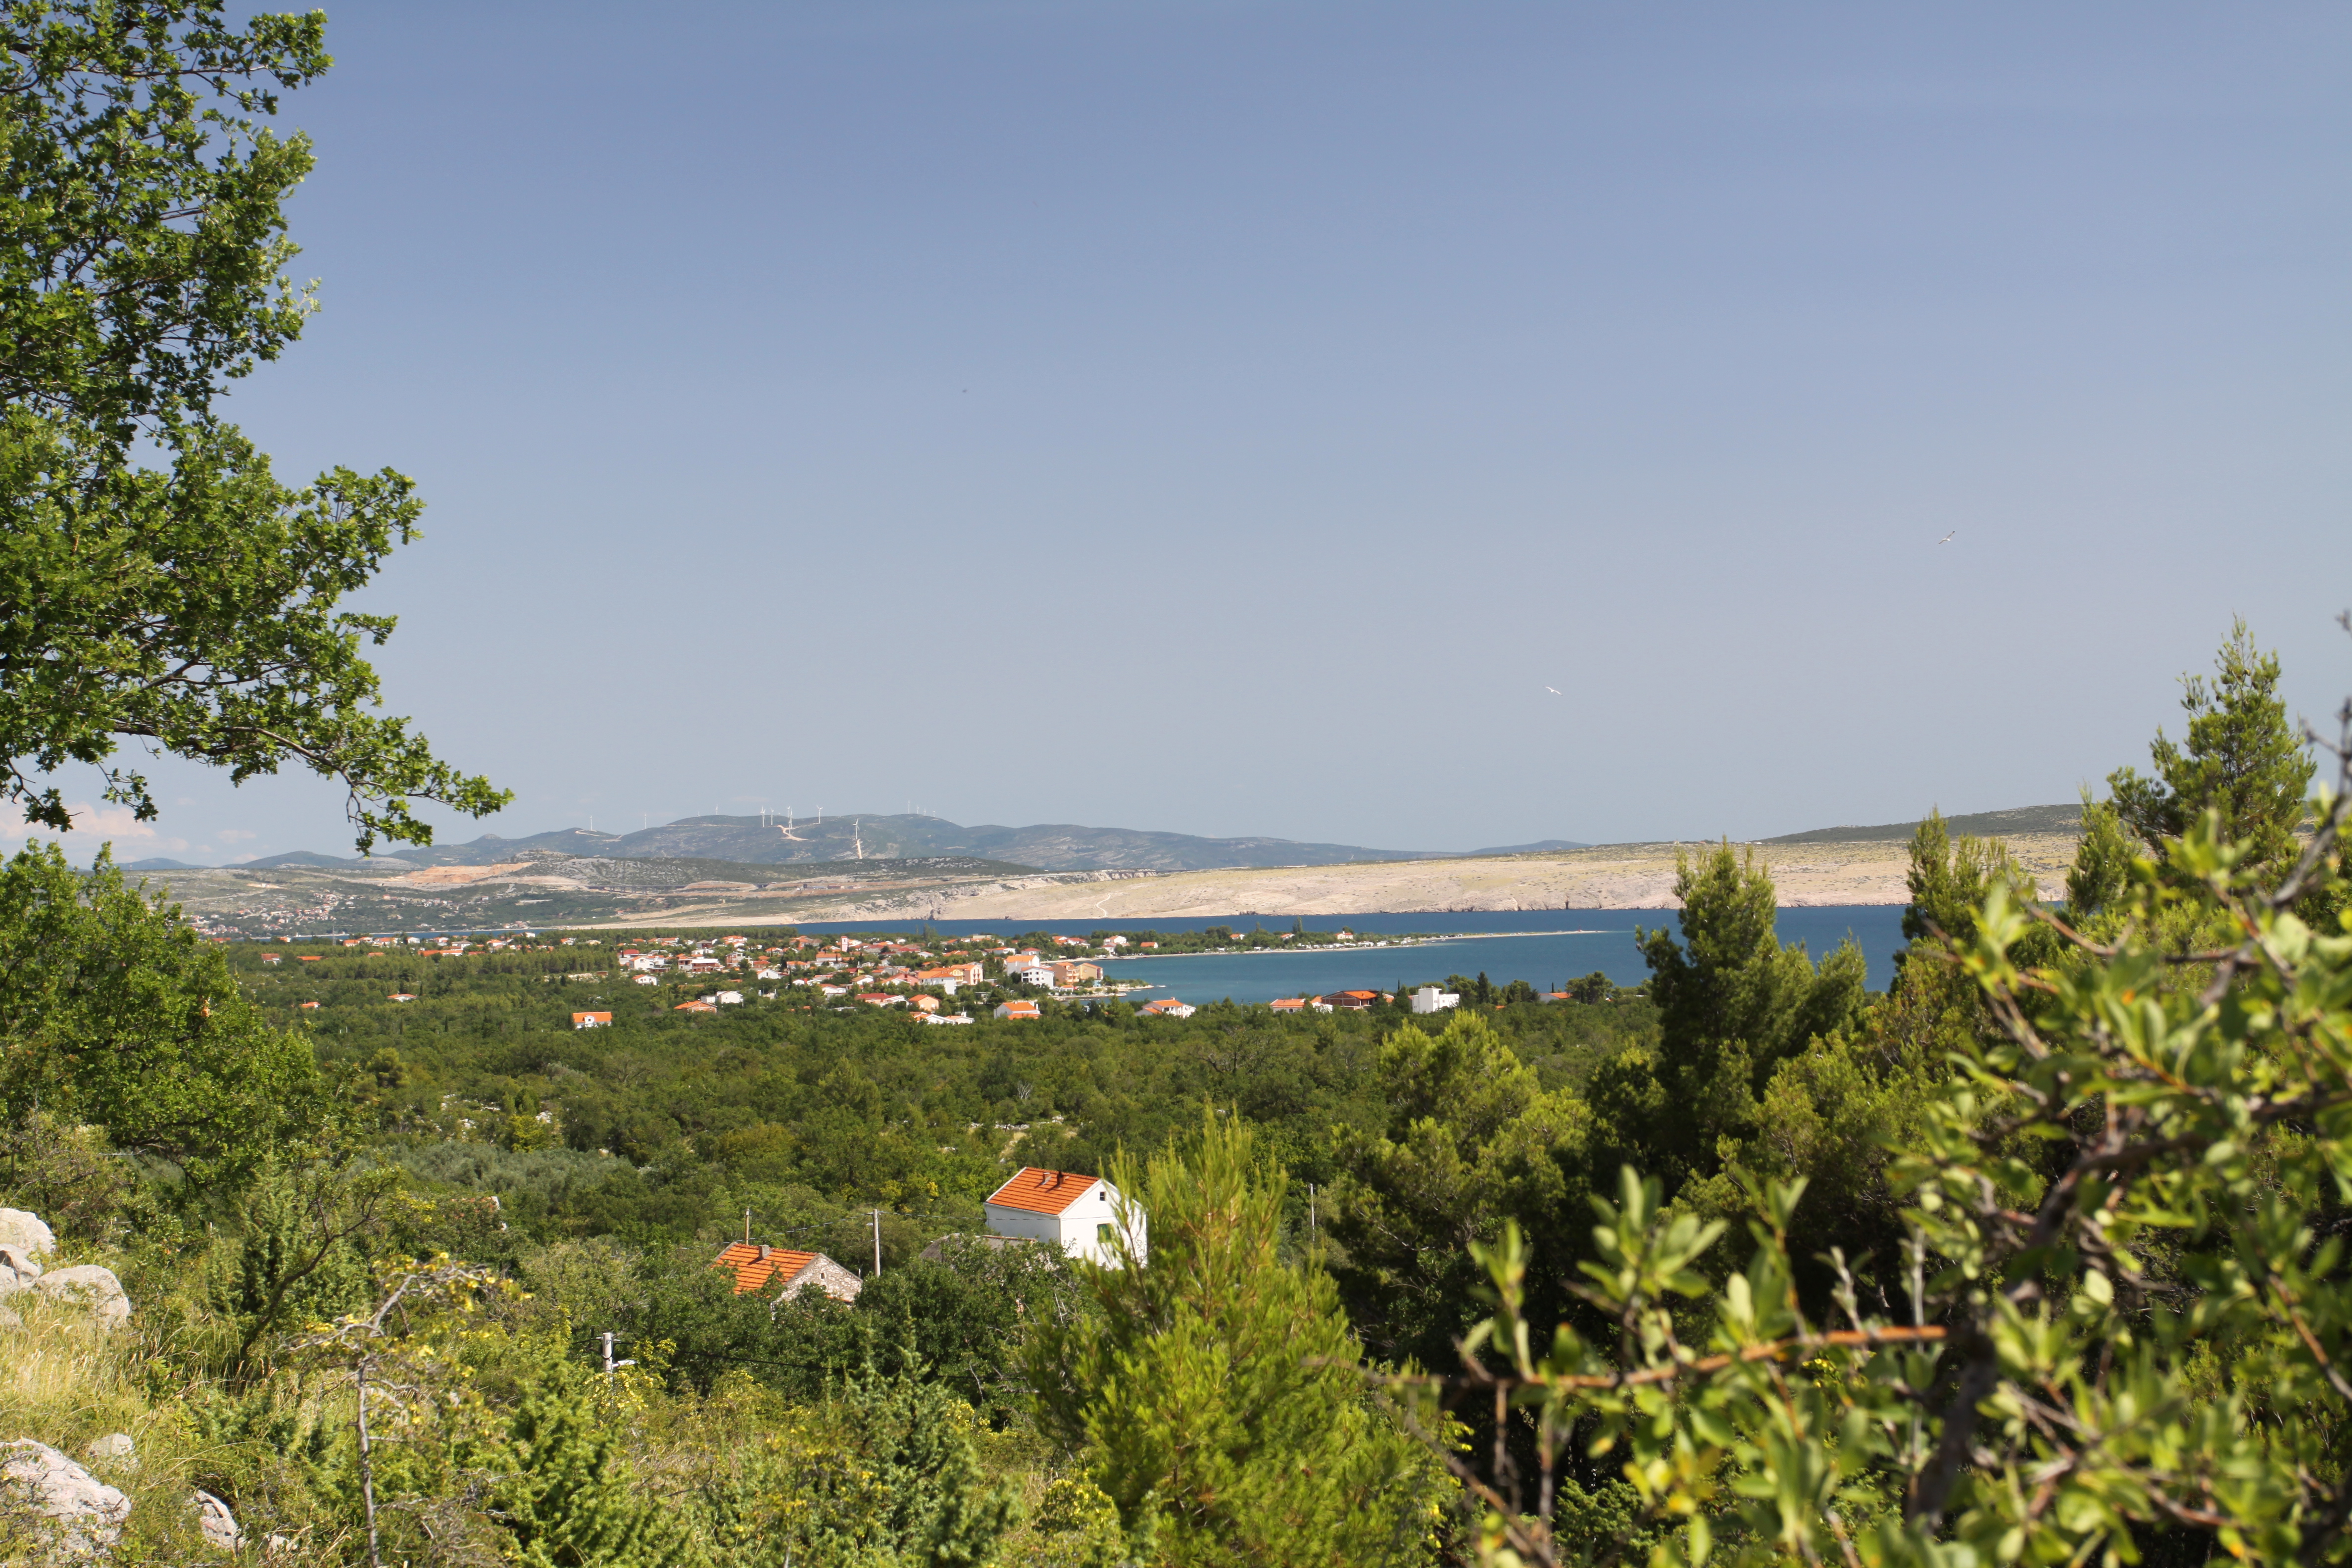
left=691, top=1368, right=1019, bottom=1568
left=0, top=843, right=327, bottom=1187
left=212, top=1163, right=374, bottom=1359
left=855, top=1236, right=1080, bottom=1421
left=1326, top=1011, right=1595, bottom=1370
left=2107, top=618, right=2314, bottom=876
left=1627, top=842, right=1866, bottom=1186
left=494, top=1369, right=701, bottom=1568
left=2063, top=787, right=2135, bottom=919
left=0, top=0, right=504, bottom=847
left=1028, top=1109, right=1449, bottom=1566
left=1392, top=672, right=2352, bottom=1567
left=825, top=1367, right=1020, bottom=1568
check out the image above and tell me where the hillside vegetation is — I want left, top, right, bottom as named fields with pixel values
left=5, top=623, right=2351, bottom=1566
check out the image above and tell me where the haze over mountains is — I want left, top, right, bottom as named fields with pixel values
left=117, top=804, right=2087, bottom=878
left=133, top=814, right=1591, bottom=876
left=1759, top=803, right=2082, bottom=845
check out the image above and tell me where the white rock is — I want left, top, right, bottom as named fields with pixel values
left=31, top=1265, right=130, bottom=1329
left=83, top=1433, right=134, bottom=1463
left=0, top=1438, right=131, bottom=1554
left=194, top=1488, right=243, bottom=1551
left=0, top=1242, right=42, bottom=1296
left=0, top=1209, right=53, bottom=1257
left=0, top=1304, right=20, bottom=1331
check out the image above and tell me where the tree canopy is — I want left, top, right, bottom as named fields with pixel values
left=0, top=841, right=326, bottom=1186
left=0, top=0, right=503, bottom=848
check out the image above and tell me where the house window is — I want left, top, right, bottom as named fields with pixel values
left=1096, top=1223, right=1113, bottom=1244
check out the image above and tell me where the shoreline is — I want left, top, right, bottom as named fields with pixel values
left=1099, top=928, right=1627, bottom=960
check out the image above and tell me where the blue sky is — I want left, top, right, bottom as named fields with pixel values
left=22, top=1, right=2352, bottom=863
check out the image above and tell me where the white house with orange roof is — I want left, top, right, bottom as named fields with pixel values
left=984, top=1167, right=1145, bottom=1267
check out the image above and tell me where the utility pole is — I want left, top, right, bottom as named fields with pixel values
left=1308, top=1183, right=1317, bottom=1235
left=744, top=1207, right=752, bottom=1244
left=872, top=1208, right=882, bottom=1276
left=599, top=1331, right=634, bottom=1375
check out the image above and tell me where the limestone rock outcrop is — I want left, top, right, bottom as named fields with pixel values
left=0, top=1208, right=54, bottom=1258
left=83, top=1433, right=135, bottom=1464
left=194, top=1488, right=243, bottom=1551
left=32, top=1265, right=131, bottom=1329
left=0, top=1438, right=131, bottom=1555
left=0, top=1241, right=41, bottom=1293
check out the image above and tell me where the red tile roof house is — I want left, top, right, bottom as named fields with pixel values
left=994, top=1000, right=1041, bottom=1021
left=985, top=1167, right=1146, bottom=1267
left=1139, top=998, right=1195, bottom=1019
left=1268, top=997, right=1309, bottom=1015
left=1318, top=990, right=1385, bottom=1012
left=710, top=1242, right=864, bottom=1303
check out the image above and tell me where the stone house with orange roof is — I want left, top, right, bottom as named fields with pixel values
left=709, top=1242, right=863, bottom=1303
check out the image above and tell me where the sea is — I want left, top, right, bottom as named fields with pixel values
left=793, top=906, right=1911, bottom=1006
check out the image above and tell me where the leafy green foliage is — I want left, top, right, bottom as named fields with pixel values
left=1618, top=843, right=1866, bottom=1186
left=1028, top=1109, right=1451, bottom=1566
left=856, top=1238, right=1082, bottom=1421
left=0, top=0, right=503, bottom=846
left=685, top=1367, right=1020, bottom=1568
left=0, top=843, right=326, bottom=1187
left=1402, top=667, right=2352, bottom=1566
left=212, top=1165, right=373, bottom=1351
left=1327, top=1011, right=1597, bottom=1370
left=2063, top=788, right=2135, bottom=919
left=2108, top=618, right=2315, bottom=876
left=492, top=1368, right=703, bottom=1568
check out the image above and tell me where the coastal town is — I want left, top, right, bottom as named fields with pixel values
left=237, top=922, right=1625, bottom=1023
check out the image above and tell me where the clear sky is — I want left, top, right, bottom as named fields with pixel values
left=20, top=0, right=2352, bottom=864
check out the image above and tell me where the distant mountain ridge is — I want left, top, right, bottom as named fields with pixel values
left=213, top=803, right=2084, bottom=876
left=235, top=814, right=1591, bottom=874
left=1761, top=803, right=2082, bottom=846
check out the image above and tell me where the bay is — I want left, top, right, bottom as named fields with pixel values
left=797, top=906, right=1910, bottom=1006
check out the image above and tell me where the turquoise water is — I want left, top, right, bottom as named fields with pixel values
left=797, top=906, right=1910, bottom=1006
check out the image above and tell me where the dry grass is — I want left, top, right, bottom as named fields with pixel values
left=0, top=1291, right=220, bottom=1563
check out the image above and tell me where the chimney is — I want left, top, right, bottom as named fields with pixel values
left=757, top=1243, right=771, bottom=1260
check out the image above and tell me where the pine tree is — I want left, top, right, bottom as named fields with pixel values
left=1028, top=1109, right=1450, bottom=1567
left=2107, top=618, right=2314, bottom=875
left=1629, top=841, right=1866, bottom=1184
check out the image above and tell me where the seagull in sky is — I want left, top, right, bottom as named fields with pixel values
left=1545, top=686, right=1562, bottom=695
left=1937, top=530, right=1956, bottom=545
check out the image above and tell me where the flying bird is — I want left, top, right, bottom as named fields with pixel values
left=1545, top=686, right=1562, bottom=695
left=1937, top=531, right=1956, bottom=545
